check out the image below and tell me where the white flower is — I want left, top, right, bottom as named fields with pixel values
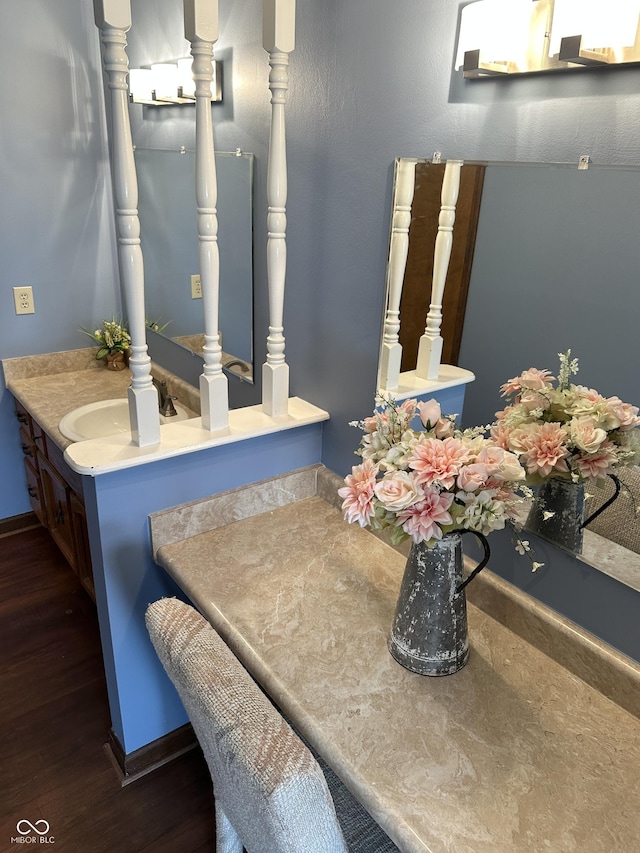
left=374, top=471, right=422, bottom=511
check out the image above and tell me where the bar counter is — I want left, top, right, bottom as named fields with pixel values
left=154, top=485, right=640, bottom=853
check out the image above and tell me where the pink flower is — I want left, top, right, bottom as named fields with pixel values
left=409, top=437, right=471, bottom=490
left=501, top=368, right=554, bottom=397
left=573, top=442, right=619, bottom=479
left=573, top=385, right=605, bottom=406
left=374, top=471, right=422, bottom=511
left=520, top=422, right=569, bottom=478
left=456, top=463, right=490, bottom=492
left=605, top=397, right=640, bottom=431
left=417, top=399, right=441, bottom=429
left=476, top=446, right=525, bottom=482
left=434, top=418, right=456, bottom=439
left=338, top=458, right=379, bottom=527
left=490, top=422, right=513, bottom=451
left=399, top=399, right=418, bottom=419
left=519, top=388, right=551, bottom=412
left=397, top=488, right=455, bottom=543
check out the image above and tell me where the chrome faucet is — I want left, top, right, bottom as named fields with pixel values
left=152, top=377, right=178, bottom=417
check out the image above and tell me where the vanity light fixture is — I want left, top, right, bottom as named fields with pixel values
left=455, top=0, right=538, bottom=76
left=551, top=0, right=640, bottom=65
left=129, top=57, right=222, bottom=104
left=457, top=0, right=640, bottom=78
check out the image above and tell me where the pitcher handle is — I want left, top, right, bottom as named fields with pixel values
left=580, top=473, right=621, bottom=530
left=455, top=530, right=490, bottom=596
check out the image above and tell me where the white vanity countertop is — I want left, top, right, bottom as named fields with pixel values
left=154, top=474, right=640, bottom=853
left=382, top=364, right=476, bottom=402
left=3, top=349, right=328, bottom=475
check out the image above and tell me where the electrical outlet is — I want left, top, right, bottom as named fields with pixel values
left=191, top=274, right=202, bottom=299
left=13, top=286, right=35, bottom=315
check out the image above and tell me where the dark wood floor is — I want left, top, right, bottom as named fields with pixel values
left=0, top=526, right=216, bottom=851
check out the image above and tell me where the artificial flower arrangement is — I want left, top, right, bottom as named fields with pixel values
left=82, top=319, right=132, bottom=361
left=339, top=394, right=529, bottom=548
left=491, top=351, right=640, bottom=485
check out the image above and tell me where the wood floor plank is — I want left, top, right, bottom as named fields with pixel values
left=0, top=526, right=216, bottom=851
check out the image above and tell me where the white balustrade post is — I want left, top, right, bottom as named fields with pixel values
left=379, top=158, right=417, bottom=391
left=184, top=0, right=228, bottom=432
left=94, top=0, right=160, bottom=447
left=416, top=160, right=463, bottom=381
left=262, top=0, right=295, bottom=417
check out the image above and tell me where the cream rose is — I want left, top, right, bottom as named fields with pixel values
left=374, top=471, right=422, bottom=511
left=569, top=417, right=608, bottom=453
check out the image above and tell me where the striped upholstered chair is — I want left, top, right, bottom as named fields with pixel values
left=145, top=598, right=399, bottom=853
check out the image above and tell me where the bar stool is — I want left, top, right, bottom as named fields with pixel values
left=145, top=597, right=399, bottom=853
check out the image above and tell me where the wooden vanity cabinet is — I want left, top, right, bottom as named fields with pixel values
left=15, top=400, right=95, bottom=602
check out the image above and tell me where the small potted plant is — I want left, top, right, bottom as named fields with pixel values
left=82, top=320, right=132, bottom=371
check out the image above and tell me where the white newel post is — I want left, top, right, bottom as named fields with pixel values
left=184, top=0, right=228, bottom=431
left=94, top=0, right=160, bottom=447
left=379, top=158, right=417, bottom=391
left=262, top=0, right=295, bottom=417
left=416, top=160, right=463, bottom=381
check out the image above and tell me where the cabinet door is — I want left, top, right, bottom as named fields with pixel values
left=70, top=492, right=95, bottom=602
left=24, top=457, right=46, bottom=527
left=38, top=453, right=76, bottom=571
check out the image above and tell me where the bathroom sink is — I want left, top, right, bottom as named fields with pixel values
left=59, top=398, right=192, bottom=442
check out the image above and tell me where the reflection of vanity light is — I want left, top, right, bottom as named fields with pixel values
left=129, top=58, right=223, bottom=105
left=128, top=69, right=155, bottom=104
left=456, top=0, right=640, bottom=79
left=550, top=0, right=640, bottom=65
left=455, top=0, right=539, bottom=77
left=177, top=58, right=196, bottom=98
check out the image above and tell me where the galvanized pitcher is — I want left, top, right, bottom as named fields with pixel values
left=388, top=531, right=490, bottom=677
left=525, top=474, right=621, bottom=555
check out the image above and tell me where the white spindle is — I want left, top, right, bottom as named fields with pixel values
left=262, top=0, right=295, bottom=417
left=416, top=160, right=463, bottom=381
left=94, top=0, right=160, bottom=447
left=184, top=0, right=228, bottom=431
left=379, top=158, right=417, bottom=391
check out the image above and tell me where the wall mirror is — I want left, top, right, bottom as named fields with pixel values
left=136, top=147, right=254, bottom=382
left=383, top=157, right=640, bottom=582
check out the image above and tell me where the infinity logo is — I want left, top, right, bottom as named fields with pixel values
left=16, top=820, right=50, bottom=836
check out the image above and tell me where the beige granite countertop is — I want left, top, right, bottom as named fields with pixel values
left=3, top=348, right=199, bottom=451
left=156, top=488, right=640, bottom=853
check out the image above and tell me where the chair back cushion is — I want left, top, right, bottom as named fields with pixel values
left=146, top=597, right=348, bottom=853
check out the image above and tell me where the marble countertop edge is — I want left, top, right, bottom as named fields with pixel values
left=155, top=466, right=640, bottom=724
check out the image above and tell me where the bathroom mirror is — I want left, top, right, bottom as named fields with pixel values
left=384, top=157, right=640, bottom=572
left=136, top=147, right=254, bottom=381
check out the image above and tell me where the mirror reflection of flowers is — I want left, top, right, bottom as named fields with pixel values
left=82, top=319, right=132, bottom=361
left=492, top=351, right=640, bottom=484
left=339, top=395, right=529, bottom=548
left=145, top=318, right=171, bottom=333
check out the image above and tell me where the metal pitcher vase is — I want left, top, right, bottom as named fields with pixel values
left=388, top=530, right=490, bottom=677
left=525, top=475, right=621, bottom=554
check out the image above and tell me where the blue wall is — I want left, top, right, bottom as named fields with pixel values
left=2, top=1, right=640, bottom=677
left=4, top=0, right=640, bottom=518
left=0, top=1, right=121, bottom=519
left=86, top=424, right=324, bottom=754
left=458, top=163, right=640, bottom=431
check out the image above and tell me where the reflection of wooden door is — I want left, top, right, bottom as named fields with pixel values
left=399, top=163, right=485, bottom=370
